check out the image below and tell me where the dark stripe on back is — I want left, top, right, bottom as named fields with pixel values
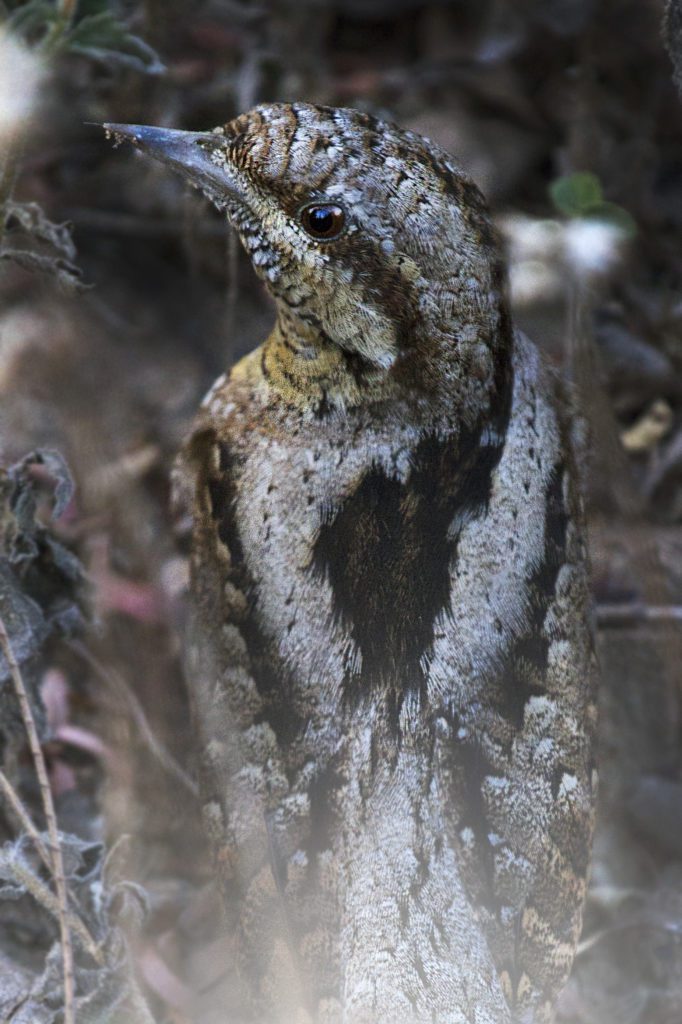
left=311, top=415, right=508, bottom=730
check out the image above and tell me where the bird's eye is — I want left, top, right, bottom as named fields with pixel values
left=300, top=203, right=345, bottom=240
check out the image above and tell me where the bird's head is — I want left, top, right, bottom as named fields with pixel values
left=105, top=103, right=512, bottom=418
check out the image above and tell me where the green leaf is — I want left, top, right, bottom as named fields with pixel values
left=67, top=10, right=165, bottom=74
left=67, top=9, right=120, bottom=43
left=77, top=0, right=111, bottom=15
left=6, top=0, right=56, bottom=37
left=582, top=201, right=637, bottom=238
left=550, top=172, right=603, bottom=217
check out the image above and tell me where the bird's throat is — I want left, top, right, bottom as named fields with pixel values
left=255, top=314, right=393, bottom=414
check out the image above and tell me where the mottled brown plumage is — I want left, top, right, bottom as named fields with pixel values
left=108, top=103, right=597, bottom=1024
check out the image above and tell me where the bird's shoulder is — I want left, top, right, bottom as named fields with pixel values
left=171, top=348, right=285, bottom=520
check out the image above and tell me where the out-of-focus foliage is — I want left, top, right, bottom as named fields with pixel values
left=0, top=450, right=84, bottom=687
left=549, top=171, right=637, bottom=235
left=0, top=2, right=163, bottom=290
left=62, top=5, right=165, bottom=73
left=1, top=201, right=85, bottom=290
left=4, top=0, right=164, bottom=70
left=0, top=832, right=151, bottom=1023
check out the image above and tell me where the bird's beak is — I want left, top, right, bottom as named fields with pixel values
left=102, top=123, right=246, bottom=210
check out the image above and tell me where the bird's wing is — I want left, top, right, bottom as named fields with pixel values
left=177, top=421, right=313, bottom=1023
left=432, top=373, right=597, bottom=1023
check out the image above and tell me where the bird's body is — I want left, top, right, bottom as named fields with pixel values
left=108, top=103, right=597, bottom=1024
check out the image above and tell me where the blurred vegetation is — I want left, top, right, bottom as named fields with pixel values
left=0, top=1, right=680, bottom=1021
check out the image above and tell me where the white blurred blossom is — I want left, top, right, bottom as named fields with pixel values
left=0, top=29, right=45, bottom=143
left=501, top=213, right=629, bottom=306
left=507, top=258, right=562, bottom=307
left=562, top=218, right=625, bottom=276
left=503, top=216, right=565, bottom=262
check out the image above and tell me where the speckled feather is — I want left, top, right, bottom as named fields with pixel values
left=121, top=103, right=598, bottom=1023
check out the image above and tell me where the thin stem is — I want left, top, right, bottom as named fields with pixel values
left=10, top=856, right=104, bottom=966
left=58, top=0, right=78, bottom=18
left=0, top=132, right=23, bottom=251
left=596, top=603, right=682, bottom=626
left=0, top=767, right=104, bottom=965
left=40, top=0, right=79, bottom=57
left=225, top=228, right=238, bottom=344
left=67, top=639, right=199, bottom=799
left=0, top=617, right=76, bottom=1023
left=0, top=767, right=51, bottom=867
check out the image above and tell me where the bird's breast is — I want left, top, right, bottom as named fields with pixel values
left=198, top=333, right=565, bottom=763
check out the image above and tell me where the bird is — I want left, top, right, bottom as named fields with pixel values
left=106, top=103, right=598, bottom=1024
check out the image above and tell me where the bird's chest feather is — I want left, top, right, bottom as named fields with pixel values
left=227, top=413, right=443, bottom=733
left=207, top=337, right=561, bottom=759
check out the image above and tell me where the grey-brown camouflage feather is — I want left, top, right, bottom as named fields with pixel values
left=138, top=102, right=598, bottom=1023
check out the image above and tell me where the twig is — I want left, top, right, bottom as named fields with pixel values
left=219, top=0, right=266, bottom=23
left=0, top=617, right=76, bottom=1023
left=0, top=768, right=104, bottom=965
left=67, top=639, right=199, bottom=799
left=40, top=0, right=79, bottom=57
left=596, top=603, right=682, bottom=626
left=0, top=767, right=51, bottom=868
left=576, top=924, right=615, bottom=957
left=64, top=207, right=226, bottom=239
left=0, top=131, right=24, bottom=251
left=225, top=229, right=239, bottom=342
left=10, top=856, right=104, bottom=966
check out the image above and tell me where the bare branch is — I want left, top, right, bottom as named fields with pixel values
left=596, top=603, right=682, bottom=627
left=225, top=229, right=239, bottom=343
left=0, top=768, right=105, bottom=965
left=0, top=767, right=51, bottom=868
left=9, top=855, right=104, bottom=967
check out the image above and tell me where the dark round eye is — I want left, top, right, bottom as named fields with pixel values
left=300, top=203, right=345, bottom=240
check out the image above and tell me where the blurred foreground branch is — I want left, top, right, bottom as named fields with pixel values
left=0, top=616, right=75, bottom=1024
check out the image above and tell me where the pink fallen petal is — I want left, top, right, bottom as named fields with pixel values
left=54, top=725, right=134, bottom=789
left=55, top=723, right=109, bottom=760
left=88, top=533, right=166, bottom=624
left=41, top=669, right=70, bottom=730
left=49, top=759, right=77, bottom=795
left=98, top=576, right=166, bottom=624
